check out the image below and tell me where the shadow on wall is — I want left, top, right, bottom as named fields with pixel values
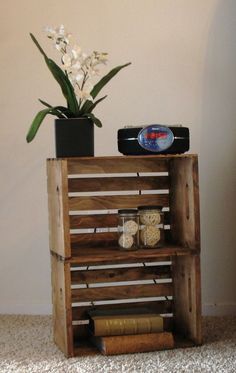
left=200, top=0, right=236, bottom=306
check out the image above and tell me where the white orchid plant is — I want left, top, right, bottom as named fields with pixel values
left=26, top=25, right=131, bottom=142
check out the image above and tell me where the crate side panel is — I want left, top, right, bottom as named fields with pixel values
left=169, top=156, right=200, bottom=250
left=172, top=255, right=202, bottom=344
left=47, top=160, right=71, bottom=257
left=51, top=255, right=73, bottom=356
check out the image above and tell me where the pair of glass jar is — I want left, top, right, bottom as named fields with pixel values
left=118, top=206, right=164, bottom=251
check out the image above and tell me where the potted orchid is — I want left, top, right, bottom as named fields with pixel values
left=26, top=25, right=131, bottom=157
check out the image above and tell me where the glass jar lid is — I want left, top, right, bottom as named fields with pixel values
left=138, top=205, right=162, bottom=211
left=118, top=208, right=138, bottom=215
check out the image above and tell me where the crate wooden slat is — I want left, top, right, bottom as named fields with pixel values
left=70, top=212, right=170, bottom=229
left=47, top=154, right=202, bottom=357
left=71, top=282, right=173, bottom=303
left=68, top=194, right=169, bottom=211
left=66, top=155, right=170, bottom=174
left=70, top=232, right=117, bottom=248
left=71, top=265, right=172, bottom=284
left=71, top=300, right=173, bottom=321
left=70, top=214, right=118, bottom=229
left=68, top=175, right=169, bottom=193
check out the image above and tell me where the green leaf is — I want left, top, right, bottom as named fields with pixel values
left=53, top=106, right=75, bottom=117
left=38, top=99, right=75, bottom=118
left=80, top=95, right=107, bottom=115
left=26, top=108, right=52, bottom=142
left=90, top=62, right=131, bottom=99
left=48, top=108, right=66, bottom=119
left=84, top=112, right=103, bottom=128
left=45, top=59, right=79, bottom=114
left=26, top=106, right=64, bottom=142
left=30, top=33, right=79, bottom=115
left=38, top=99, right=53, bottom=108
left=30, top=33, right=47, bottom=58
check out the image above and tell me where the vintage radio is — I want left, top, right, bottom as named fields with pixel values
left=117, top=124, right=189, bottom=155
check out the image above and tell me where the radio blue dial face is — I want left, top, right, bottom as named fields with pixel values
left=138, top=125, right=174, bottom=152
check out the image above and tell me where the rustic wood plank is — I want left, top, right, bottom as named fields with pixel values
left=68, top=176, right=170, bottom=193
left=51, top=255, right=73, bottom=357
left=192, top=158, right=201, bottom=249
left=69, top=246, right=194, bottom=265
left=71, top=265, right=172, bottom=284
left=67, top=156, right=170, bottom=174
left=71, top=300, right=173, bottom=321
left=169, top=155, right=200, bottom=250
left=73, top=341, right=98, bottom=356
left=70, top=232, right=117, bottom=248
left=172, top=255, right=202, bottom=345
left=71, top=283, right=173, bottom=302
left=47, top=159, right=71, bottom=257
left=173, top=334, right=197, bottom=348
left=66, top=155, right=197, bottom=175
left=70, top=212, right=170, bottom=229
left=69, top=194, right=169, bottom=211
left=70, top=214, right=118, bottom=229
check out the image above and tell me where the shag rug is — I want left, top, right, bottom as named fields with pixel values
left=0, top=315, right=235, bottom=372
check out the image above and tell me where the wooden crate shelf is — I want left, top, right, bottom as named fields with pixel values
left=66, top=246, right=198, bottom=265
left=47, top=154, right=202, bottom=357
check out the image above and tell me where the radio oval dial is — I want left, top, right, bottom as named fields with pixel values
left=138, top=125, right=174, bottom=152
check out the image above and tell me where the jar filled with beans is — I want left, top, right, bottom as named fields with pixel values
left=138, top=206, right=164, bottom=248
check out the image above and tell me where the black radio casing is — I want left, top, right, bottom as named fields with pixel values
left=117, top=125, right=189, bottom=155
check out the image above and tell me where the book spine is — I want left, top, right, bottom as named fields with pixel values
left=92, top=332, right=174, bottom=355
left=93, top=316, right=163, bottom=336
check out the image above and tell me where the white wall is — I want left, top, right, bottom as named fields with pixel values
left=1, top=0, right=236, bottom=315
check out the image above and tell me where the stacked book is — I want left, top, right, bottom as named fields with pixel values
left=87, top=308, right=174, bottom=355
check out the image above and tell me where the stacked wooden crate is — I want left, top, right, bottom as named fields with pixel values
left=47, top=154, right=202, bottom=357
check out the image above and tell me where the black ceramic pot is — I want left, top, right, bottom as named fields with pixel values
left=55, top=118, right=94, bottom=157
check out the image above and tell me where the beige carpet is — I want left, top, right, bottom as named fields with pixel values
left=0, top=315, right=235, bottom=373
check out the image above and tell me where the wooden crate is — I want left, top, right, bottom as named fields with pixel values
left=47, top=154, right=202, bottom=357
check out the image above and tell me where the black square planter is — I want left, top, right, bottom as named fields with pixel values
left=55, top=118, right=94, bottom=158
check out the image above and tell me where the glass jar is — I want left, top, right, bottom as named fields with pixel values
left=138, top=206, right=164, bottom=248
left=118, top=209, right=139, bottom=250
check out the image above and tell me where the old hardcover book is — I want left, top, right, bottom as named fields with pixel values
left=90, top=332, right=174, bottom=355
left=89, top=313, right=164, bottom=336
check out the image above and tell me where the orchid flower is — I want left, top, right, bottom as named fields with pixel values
left=26, top=25, right=131, bottom=142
